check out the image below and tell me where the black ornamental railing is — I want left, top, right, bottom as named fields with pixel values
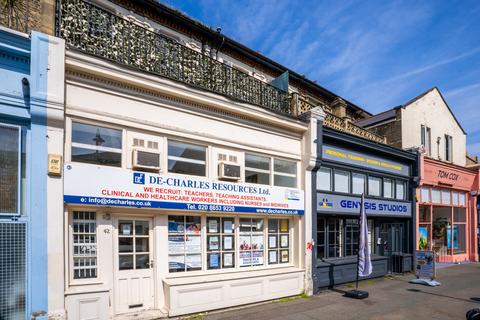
left=57, top=0, right=292, bottom=115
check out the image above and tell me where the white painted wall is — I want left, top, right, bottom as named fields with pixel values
left=401, top=88, right=466, bottom=166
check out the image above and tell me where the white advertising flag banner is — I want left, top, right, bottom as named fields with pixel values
left=64, top=163, right=304, bottom=215
left=358, top=194, right=373, bottom=277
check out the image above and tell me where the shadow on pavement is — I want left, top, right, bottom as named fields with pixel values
left=407, top=288, right=480, bottom=304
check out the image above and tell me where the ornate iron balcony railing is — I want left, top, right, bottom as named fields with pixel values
left=58, top=0, right=292, bottom=115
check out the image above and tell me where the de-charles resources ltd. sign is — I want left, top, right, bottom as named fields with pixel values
left=64, top=163, right=304, bottom=215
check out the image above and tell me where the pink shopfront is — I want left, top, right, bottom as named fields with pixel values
left=417, top=155, right=479, bottom=263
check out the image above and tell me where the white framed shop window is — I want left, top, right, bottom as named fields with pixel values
left=167, top=214, right=293, bottom=275
left=69, top=210, right=98, bottom=283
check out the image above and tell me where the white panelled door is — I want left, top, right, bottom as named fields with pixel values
left=114, top=217, right=155, bottom=314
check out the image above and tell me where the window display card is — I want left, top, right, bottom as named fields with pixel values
left=223, top=252, right=234, bottom=267
left=209, top=253, right=220, bottom=268
left=280, top=220, right=289, bottom=233
left=280, top=235, right=289, bottom=248
left=208, top=219, right=218, bottom=233
left=208, top=235, right=220, bottom=251
left=168, top=235, right=184, bottom=254
left=168, top=254, right=185, bottom=271
left=252, top=250, right=264, bottom=265
left=239, top=235, right=251, bottom=250
left=120, top=222, right=132, bottom=236
left=185, top=254, right=201, bottom=269
left=239, top=251, right=251, bottom=267
left=269, top=250, right=278, bottom=264
left=223, top=220, right=233, bottom=233
left=223, top=236, right=233, bottom=250
left=281, top=250, right=289, bottom=263
left=185, top=235, right=201, bottom=253
left=251, top=235, right=264, bottom=250
left=268, top=235, right=277, bottom=249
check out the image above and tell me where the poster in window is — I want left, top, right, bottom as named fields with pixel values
left=168, top=255, right=185, bottom=272
left=280, top=235, right=289, bottom=248
left=185, top=254, right=201, bottom=269
left=223, top=220, right=233, bottom=233
left=119, top=222, right=132, bottom=235
left=239, top=251, right=251, bottom=267
left=185, top=235, right=201, bottom=253
left=268, top=235, right=277, bottom=249
left=223, top=252, right=234, bottom=267
left=280, top=250, right=289, bottom=263
left=208, top=253, right=220, bottom=269
left=168, top=235, right=184, bottom=254
left=239, top=235, right=251, bottom=250
left=208, top=235, right=220, bottom=251
left=168, top=220, right=184, bottom=234
left=252, top=250, right=264, bottom=265
left=223, top=236, right=233, bottom=250
left=208, top=219, right=218, bottom=233
left=186, top=220, right=201, bottom=234
left=280, top=220, right=289, bottom=233
left=251, top=235, right=264, bottom=250
left=269, top=250, right=278, bottom=264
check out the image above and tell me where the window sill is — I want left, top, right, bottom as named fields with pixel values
left=164, top=265, right=303, bottom=286
left=317, top=255, right=388, bottom=266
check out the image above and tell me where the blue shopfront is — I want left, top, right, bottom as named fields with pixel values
left=312, top=127, right=419, bottom=289
left=0, top=28, right=60, bottom=319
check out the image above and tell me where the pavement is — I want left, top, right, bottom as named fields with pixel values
left=183, top=263, right=480, bottom=320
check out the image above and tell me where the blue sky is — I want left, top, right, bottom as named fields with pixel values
left=162, top=0, right=480, bottom=157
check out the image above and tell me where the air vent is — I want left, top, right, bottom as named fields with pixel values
left=133, top=149, right=161, bottom=171
left=218, top=162, right=241, bottom=180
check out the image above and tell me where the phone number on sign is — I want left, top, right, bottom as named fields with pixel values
left=186, top=204, right=235, bottom=212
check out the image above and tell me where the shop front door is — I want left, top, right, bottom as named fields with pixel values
left=378, top=222, right=405, bottom=273
left=114, top=217, right=155, bottom=314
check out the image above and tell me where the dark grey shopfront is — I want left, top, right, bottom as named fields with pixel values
left=312, top=127, right=419, bottom=290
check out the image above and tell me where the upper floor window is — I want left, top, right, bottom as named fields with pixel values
left=352, top=173, right=366, bottom=195
left=368, top=176, right=382, bottom=197
left=273, top=159, right=297, bottom=188
left=334, top=170, right=350, bottom=193
left=383, top=178, right=394, bottom=199
left=245, top=154, right=270, bottom=185
left=71, top=122, right=122, bottom=167
left=168, top=140, right=206, bottom=176
left=317, top=167, right=332, bottom=191
left=445, top=135, right=453, bottom=162
left=421, top=125, right=431, bottom=156
left=396, top=181, right=406, bottom=200
left=0, top=123, right=21, bottom=214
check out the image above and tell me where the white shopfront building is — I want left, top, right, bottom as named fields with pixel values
left=62, top=50, right=314, bottom=318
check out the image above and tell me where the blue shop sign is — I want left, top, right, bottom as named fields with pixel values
left=317, top=192, right=411, bottom=217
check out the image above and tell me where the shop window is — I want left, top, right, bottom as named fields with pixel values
left=317, top=167, right=331, bottom=191
left=206, top=217, right=235, bottom=269
left=396, top=181, right=406, bottom=200
left=168, top=141, right=206, bottom=176
left=459, top=193, right=466, bottom=206
left=168, top=215, right=202, bottom=272
left=344, top=219, right=359, bottom=256
left=454, top=207, right=466, bottom=222
left=334, top=170, right=349, bottom=193
left=453, top=224, right=466, bottom=254
left=352, top=173, right=365, bottom=195
left=0, top=123, right=20, bottom=214
left=421, top=187, right=430, bottom=203
left=316, top=218, right=325, bottom=259
left=452, top=192, right=459, bottom=205
left=118, top=220, right=150, bottom=270
left=418, top=225, right=430, bottom=250
left=431, top=189, right=441, bottom=203
left=71, top=122, right=122, bottom=167
left=267, top=219, right=289, bottom=264
left=419, top=205, right=431, bottom=223
left=368, top=176, right=381, bottom=197
left=383, top=179, right=393, bottom=199
left=245, top=154, right=270, bottom=185
left=441, top=190, right=451, bottom=205
left=239, top=218, right=264, bottom=267
left=273, top=159, right=297, bottom=188
left=445, top=135, right=453, bottom=162
left=72, top=211, right=97, bottom=279
left=326, top=219, right=341, bottom=258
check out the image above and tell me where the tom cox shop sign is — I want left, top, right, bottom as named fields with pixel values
left=317, top=193, right=412, bottom=217
left=64, top=163, right=304, bottom=215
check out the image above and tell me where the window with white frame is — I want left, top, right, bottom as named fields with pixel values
left=267, top=219, right=290, bottom=264
left=239, top=218, right=264, bottom=267
left=72, top=211, right=97, bottom=279
left=445, top=135, right=453, bottom=162
left=71, top=122, right=122, bottom=167
left=274, top=159, right=297, bottom=188
left=421, top=125, right=431, bottom=156
left=168, top=215, right=202, bottom=272
left=168, top=140, right=206, bottom=176
left=0, top=123, right=21, bottom=214
left=206, top=217, right=235, bottom=269
left=245, top=154, right=270, bottom=185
